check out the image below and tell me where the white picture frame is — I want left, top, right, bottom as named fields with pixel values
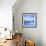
left=22, top=13, right=37, bottom=28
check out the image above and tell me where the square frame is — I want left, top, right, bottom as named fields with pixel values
left=22, top=13, right=37, bottom=28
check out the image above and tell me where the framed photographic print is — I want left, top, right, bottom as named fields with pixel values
left=22, top=13, right=37, bottom=28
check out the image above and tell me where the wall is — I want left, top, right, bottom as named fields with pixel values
left=41, top=0, right=46, bottom=46
left=0, top=0, right=16, bottom=30
left=13, top=0, right=42, bottom=46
